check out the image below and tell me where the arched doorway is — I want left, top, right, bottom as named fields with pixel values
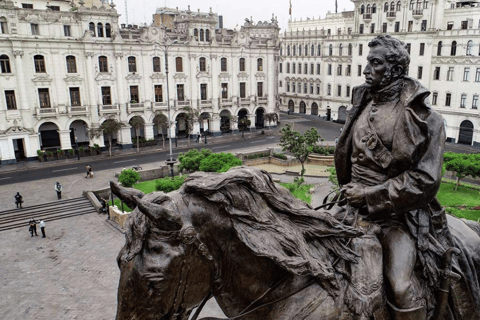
left=338, top=106, right=347, bottom=124
left=129, top=116, right=145, bottom=146
left=69, top=120, right=89, bottom=148
left=255, top=107, right=265, bottom=128
left=39, top=122, right=60, bottom=149
left=288, top=100, right=295, bottom=113
left=238, top=109, right=249, bottom=131
left=311, top=103, right=318, bottom=116
left=175, top=113, right=188, bottom=138
left=153, top=113, right=168, bottom=140
left=299, top=101, right=306, bottom=114
left=220, top=110, right=232, bottom=134
left=200, top=112, right=210, bottom=134
left=101, top=118, right=119, bottom=148
left=326, top=107, right=331, bottom=121
left=458, top=120, right=474, bottom=145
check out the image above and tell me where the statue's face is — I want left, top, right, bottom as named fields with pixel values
left=363, top=46, right=393, bottom=91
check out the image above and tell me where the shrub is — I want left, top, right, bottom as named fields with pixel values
left=46, top=151, right=53, bottom=157
left=199, top=152, right=242, bottom=173
left=57, top=149, right=63, bottom=155
left=178, top=148, right=212, bottom=172
left=118, top=169, right=140, bottom=187
left=272, top=153, right=287, bottom=160
left=93, top=144, right=101, bottom=151
left=37, top=150, right=44, bottom=157
left=155, top=176, right=187, bottom=193
left=79, top=146, right=85, bottom=152
left=246, top=152, right=269, bottom=159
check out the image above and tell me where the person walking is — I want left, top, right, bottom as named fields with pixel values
left=54, top=182, right=62, bottom=200
left=39, top=220, right=46, bottom=238
left=85, top=164, right=93, bottom=178
left=15, top=192, right=23, bottom=208
left=29, top=218, right=38, bottom=236
left=196, top=133, right=200, bottom=143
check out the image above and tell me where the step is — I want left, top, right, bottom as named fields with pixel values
left=0, top=197, right=89, bottom=216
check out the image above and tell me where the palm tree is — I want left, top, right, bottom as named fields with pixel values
left=129, top=116, right=145, bottom=154
left=153, top=111, right=168, bottom=149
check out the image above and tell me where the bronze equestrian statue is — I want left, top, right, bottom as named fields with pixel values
left=112, top=35, right=480, bottom=320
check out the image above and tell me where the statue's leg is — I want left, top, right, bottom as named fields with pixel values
left=380, top=226, right=426, bottom=320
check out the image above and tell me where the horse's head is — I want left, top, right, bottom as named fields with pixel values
left=112, top=182, right=217, bottom=320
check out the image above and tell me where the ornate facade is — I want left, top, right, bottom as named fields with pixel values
left=279, top=0, right=480, bottom=148
left=0, top=1, right=280, bottom=163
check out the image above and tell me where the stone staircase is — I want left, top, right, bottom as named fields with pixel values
left=0, top=197, right=96, bottom=232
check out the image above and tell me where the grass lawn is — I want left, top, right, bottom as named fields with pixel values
left=133, top=179, right=158, bottom=194
left=437, top=182, right=480, bottom=222
left=280, top=183, right=312, bottom=204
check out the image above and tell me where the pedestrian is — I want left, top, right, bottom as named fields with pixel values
left=29, top=218, right=38, bottom=236
left=54, top=182, right=62, bottom=200
left=39, top=220, right=46, bottom=238
left=196, top=133, right=200, bottom=143
left=86, top=164, right=93, bottom=178
left=199, top=133, right=202, bottom=143
left=14, top=192, right=23, bottom=208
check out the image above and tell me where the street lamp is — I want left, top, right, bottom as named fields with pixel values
left=74, top=128, right=80, bottom=160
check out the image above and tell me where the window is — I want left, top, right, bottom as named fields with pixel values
left=287, top=63, right=290, bottom=73
left=38, top=88, right=51, bottom=108
left=419, top=43, right=425, bottom=56
left=358, top=65, right=363, bottom=76
left=280, top=63, right=283, bottom=73
left=299, top=45, right=302, bottom=55
left=406, top=43, right=411, bottom=54
left=293, top=45, right=296, bottom=56
left=311, top=45, right=315, bottom=56
left=287, top=82, right=290, bottom=92
left=304, top=83, right=307, bottom=94
left=292, top=64, right=296, bottom=74
left=447, top=22, right=453, bottom=30
left=348, top=27, right=352, bottom=35
left=382, top=23, right=387, bottom=33
left=154, top=85, right=163, bottom=102
left=0, top=18, right=7, bottom=34
left=69, top=87, right=81, bottom=106
left=298, top=63, right=301, bottom=74
left=370, top=23, right=375, bottom=34
left=417, top=66, right=423, bottom=79
left=408, top=21, right=413, bottom=32
left=329, top=44, right=333, bottom=56
left=359, top=24, right=364, bottom=34
left=200, top=29, right=204, bottom=41
left=89, top=22, right=95, bottom=36
left=346, top=86, right=351, bottom=97
left=49, top=5, right=60, bottom=11
left=317, top=45, right=321, bottom=56
left=391, top=1, right=395, bottom=10
left=310, top=63, right=314, bottom=74
left=339, top=44, right=343, bottom=56
left=348, top=43, right=353, bottom=56
left=359, top=44, right=363, bottom=56
left=461, top=21, right=468, bottom=30
left=360, top=4, right=365, bottom=14
left=466, top=40, right=473, bottom=56
left=421, top=20, right=427, bottom=31
left=337, top=64, right=342, bottom=76
left=22, top=3, right=33, bottom=8
left=423, top=0, right=428, bottom=8
left=337, top=85, right=342, bottom=96
left=176, top=57, right=183, bottom=72
left=287, top=45, right=290, bottom=56
left=327, top=84, right=331, bottom=95
left=221, top=58, right=227, bottom=72
left=346, top=64, right=351, bottom=76
left=463, top=67, right=470, bottom=81
left=367, top=4, right=371, bottom=13
left=460, top=94, right=467, bottom=108
left=199, top=57, right=206, bottom=72
left=64, top=25, right=71, bottom=37
left=221, top=83, right=228, bottom=99
left=372, top=3, right=377, bottom=13
left=5, top=90, right=16, bottom=110
left=445, top=93, right=451, bottom=106
left=328, top=64, right=332, bottom=75
left=205, top=29, right=210, bottom=41
left=451, top=41, right=457, bottom=56
left=239, top=58, right=245, bottom=72
left=316, top=84, right=320, bottom=95
left=304, top=63, right=308, bottom=74
left=66, top=55, right=77, bottom=73
left=240, top=82, right=246, bottom=98
left=437, top=41, right=442, bottom=56
left=0, top=55, right=11, bottom=73
left=257, top=58, right=263, bottom=71
left=200, top=84, right=207, bottom=100
left=433, top=67, right=440, bottom=80
left=97, top=23, right=103, bottom=37
left=99, top=56, right=108, bottom=72
left=105, top=23, right=111, bottom=37
left=473, top=95, right=479, bottom=109
left=129, top=86, right=139, bottom=103
left=447, top=67, right=454, bottom=81
left=292, top=83, right=295, bottom=93
left=396, top=1, right=401, bottom=10
left=409, top=0, right=414, bottom=9
left=327, top=29, right=331, bottom=36
left=280, top=47, right=283, bottom=56
left=153, top=57, right=161, bottom=72
left=432, top=92, right=438, bottom=105
left=310, top=84, right=313, bottom=94
left=177, top=84, right=185, bottom=101
left=128, top=56, right=137, bottom=73
left=305, top=45, right=308, bottom=55
left=384, top=2, right=389, bottom=12
left=476, top=68, right=480, bottom=82
left=31, top=23, right=39, bottom=35
left=317, top=63, right=321, bottom=75
left=34, top=55, right=46, bottom=73
left=101, top=87, right=111, bottom=105
left=257, top=82, right=263, bottom=97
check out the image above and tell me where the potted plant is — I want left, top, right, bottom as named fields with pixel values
left=68, top=149, right=74, bottom=157
left=93, top=144, right=101, bottom=155
left=46, top=151, right=54, bottom=160
left=37, top=150, right=45, bottom=162
left=79, top=146, right=85, bottom=156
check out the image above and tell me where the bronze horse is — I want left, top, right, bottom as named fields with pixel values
left=112, top=167, right=480, bottom=320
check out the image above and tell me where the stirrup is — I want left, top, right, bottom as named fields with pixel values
left=387, top=300, right=426, bottom=320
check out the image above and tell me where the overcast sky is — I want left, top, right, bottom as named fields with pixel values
left=120, top=0, right=355, bottom=31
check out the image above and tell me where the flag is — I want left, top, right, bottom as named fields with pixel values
left=289, top=0, right=292, bottom=15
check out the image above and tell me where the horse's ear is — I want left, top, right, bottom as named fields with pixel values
left=110, top=181, right=145, bottom=209
left=132, top=195, right=183, bottom=230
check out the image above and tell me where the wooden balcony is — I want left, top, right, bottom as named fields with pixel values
left=35, top=107, right=58, bottom=118
left=68, top=106, right=89, bottom=116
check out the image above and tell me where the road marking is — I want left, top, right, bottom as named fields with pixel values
left=114, top=159, right=137, bottom=164
left=0, top=177, right=11, bottom=180
left=52, top=167, right=78, bottom=173
left=212, top=145, right=230, bottom=150
left=251, top=140, right=267, bottom=143
left=67, top=178, right=81, bottom=199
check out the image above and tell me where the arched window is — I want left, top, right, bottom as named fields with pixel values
left=105, top=23, right=111, bottom=37
left=221, top=57, right=227, bottom=72
left=396, top=1, right=401, bottom=11
left=175, top=57, right=183, bottom=72
left=153, top=57, right=161, bottom=72
left=257, top=58, right=263, bottom=71
left=293, top=45, right=296, bottom=56
left=305, top=45, right=308, bottom=56
left=0, top=17, right=8, bottom=33
left=287, top=45, right=291, bottom=56
left=205, top=29, right=210, bottom=41
left=98, top=56, right=108, bottom=72
left=317, top=44, right=321, bottom=56
left=311, top=45, right=315, bottom=56
left=239, top=58, right=245, bottom=72
left=372, top=4, right=377, bottom=13
left=89, top=22, right=95, bottom=36
left=348, top=43, right=353, bottom=56
left=360, top=4, right=365, bottom=14
left=467, top=40, right=473, bottom=55
left=299, top=45, right=302, bottom=56
left=199, top=57, right=206, bottom=72
left=437, top=41, right=442, bottom=56
left=128, top=56, right=136, bottom=73
left=416, top=0, right=422, bottom=9
left=423, top=0, right=428, bottom=8
left=409, top=0, right=414, bottom=9
left=329, top=44, right=333, bottom=56
left=34, top=55, right=46, bottom=73
left=451, top=41, right=457, bottom=56
left=384, top=2, right=389, bottom=11
left=390, top=2, right=395, bottom=11
left=97, top=23, right=103, bottom=37
left=194, top=28, right=198, bottom=36
left=339, top=43, right=343, bottom=56
left=0, top=54, right=11, bottom=73
left=66, top=55, right=77, bottom=73
left=367, top=4, right=371, bottom=13
left=199, top=29, right=204, bottom=41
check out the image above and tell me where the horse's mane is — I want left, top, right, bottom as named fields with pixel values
left=182, top=166, right=362, bottom=292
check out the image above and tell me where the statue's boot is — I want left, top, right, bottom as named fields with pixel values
left=387, top=300, right=426, bottom=320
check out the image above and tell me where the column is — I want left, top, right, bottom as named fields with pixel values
left=192, top=122, right=200, bottom=137
left=58, top=130, right=73, bottom=150
left=114, top=53, right=127, bottom=122
left=211, top=115, right=221, bottom=136
left=0, top=137, right=16, bottom=164
left=210, top=54, right=219, bottom=113
left=248, top=114, right=256, bottom=130
left=267, top=51, right=275, bottom=113
left=118, top=126, right=133, bottom=149
left=189, top=54, right=198, bottom=108
left=26, top=133, right=40, bottom=159
left=85, top=52, right=99, bottom=125
left=90, top=135, right=105, bottom=148
left=13, top=50, right=33, bottom=129
left=144, top=122, right=154, bottom=140
left=231, top=120, right=238, bottom=134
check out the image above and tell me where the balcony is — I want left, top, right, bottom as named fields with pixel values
left=127, top=102, right=145, bottom=113
left=412, top=9, right=423, bottom=18
left=220, top=98, right=233, bottom=106
left=386, top=11, right=396, bottom=21
left=152, top=101, right=168, bottom=110
left=256, top=96, right=268, bottom=104
left=35, top=107, right=58, bottom=118
left=175, top=100, right=191, bottom=108
left=199, top=99, right=213, bottom=107
left=99, top=104, right=120, bottom=115
left=68, top=106, right=89, bottom=116
left=363, top=13, right=372, bottom=22
left=238, top=97, right=251, bottom=105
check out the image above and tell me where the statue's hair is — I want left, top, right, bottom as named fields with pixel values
left=368, top=35, right=410, bottom=76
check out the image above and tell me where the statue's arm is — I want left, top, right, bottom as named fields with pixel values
left=363, top=113, right=445, bottom=215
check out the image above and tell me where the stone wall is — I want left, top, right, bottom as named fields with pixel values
left=109, top=206, right=130, bottom=229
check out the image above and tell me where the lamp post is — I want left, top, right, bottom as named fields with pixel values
left=74, top=129, right=80, bottom=160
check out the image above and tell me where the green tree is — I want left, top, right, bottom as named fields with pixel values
left=444, top=152, right=480, bottom=190
left=129, top=116, right=144, bottom=154
left=279, top=124, right=321, bottom=176
left=199, top=152, right=242, bottom=173
left=178, top=148, right=212, bottom=172
left=264, top=112, right=278, bottom=130
left=153, top=111, right=169, bottom=149
left=239, top=118, right=251, bottom=138
left=182, top=106, right=200, bottom=146
left=118, top=169, right=140, bottom=187
left=100, top=115, right=125, bottom=157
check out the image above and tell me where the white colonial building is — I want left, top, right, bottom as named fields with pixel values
left=0, top=0, right=280, bottom=164
left=279, top=0, right=480, bottom=148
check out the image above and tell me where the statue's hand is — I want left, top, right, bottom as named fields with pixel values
left=344, top=183, right=366, bottom=208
